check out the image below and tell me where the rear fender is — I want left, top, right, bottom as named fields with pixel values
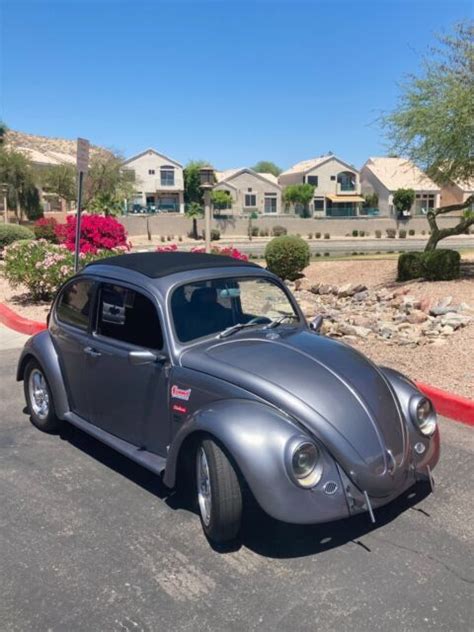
left=17, top=331, right=70, bottom=419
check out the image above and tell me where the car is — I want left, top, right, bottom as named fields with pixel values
left=17, top=252, right=440, bottom=545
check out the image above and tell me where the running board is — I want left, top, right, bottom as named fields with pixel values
left=63, top=412, right=167, bottom=476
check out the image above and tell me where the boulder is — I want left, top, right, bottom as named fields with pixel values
left=353, top=290, right=370, bottom=302
left=407, top=310, right=428, bottom=324
left=337, top=283, right=354, bottom=297
left=318, top=283, right=332, bottom=295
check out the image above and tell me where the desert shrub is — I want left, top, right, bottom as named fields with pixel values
left=315, top=252, right=321, bottom=257
left=55, top=214, right=129, bottom=254
left=178, top=235, right=183, bottom=242
left=386, top=228, right=396, bottom=238
left=265, top=235, right=310, bottom=280
left=315, top=232, right=321, bottom=239
left=160, top=235, right=165, bottom=242
left=399, top=229, right=407, bottom=239
left=422, top=249, right=460, bottom=281
left=250, top=226, right=259, bottom=237
left=359, top=230, right=365, bottom=237
left=324, top=252, right=330, bottom=257
left=421, top=230, right=426, bottom=235
left=375, top=229, right=382, bottom=238
left=0, top=224, right=35, bottom=251
left=397, top=253, right=422, bottom=281
left=167, top=235, right=172, bottom=241
left=324, top=233, right=330, bottom=239
left=33, top=217, right=59, bottom=243
left=3, top=239, right=122, bottom=300
left=352, top=229, right=359, bottom=237
left=409, top=229, right=415, bottom=236
left=210, top=228, right=221, bottom=241
left=272, top=225, right=287, bottom=237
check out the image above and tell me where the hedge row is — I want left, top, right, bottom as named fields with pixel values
left=397, top=249, right=461, bottom=282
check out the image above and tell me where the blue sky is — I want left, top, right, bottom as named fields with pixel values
left=1, top=0, right=471, bottom=170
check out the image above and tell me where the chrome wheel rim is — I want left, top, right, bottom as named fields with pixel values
left=28, top=369, right=50, bottom=420
left=197, top=447, right=212, bottom=526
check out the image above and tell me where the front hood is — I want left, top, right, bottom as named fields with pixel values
left=182, top=329, right=410, bottom=497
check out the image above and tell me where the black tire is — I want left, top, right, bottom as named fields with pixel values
left=24, top=359, right=61, bottom=433
left=196, top=438, right=243, bottom=544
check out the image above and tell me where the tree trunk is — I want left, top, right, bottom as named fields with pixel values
left=192, top=218, right=198, bottom=240
left=424, top=196, right=473, bottom=251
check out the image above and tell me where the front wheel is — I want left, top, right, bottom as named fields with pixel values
left=196, top=438, right=243, bottom=544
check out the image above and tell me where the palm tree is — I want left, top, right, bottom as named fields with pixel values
left=186, top=202, right=203, bottom=240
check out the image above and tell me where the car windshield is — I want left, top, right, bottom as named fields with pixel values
left=171, top=276, right=299, bottom=343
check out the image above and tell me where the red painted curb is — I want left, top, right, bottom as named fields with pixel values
left=416, top=381, right=474, bottom=427
left=0, top=303, right=47, bottom=336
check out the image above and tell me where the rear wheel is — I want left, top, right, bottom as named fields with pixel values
left=196, top=438, right=243, bottom=544
left=24, top=360, right=61, bottom=433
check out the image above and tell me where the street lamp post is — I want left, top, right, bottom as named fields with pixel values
left=199, top=166, right=214, bottom=254
left=1, top=184, right=8, bottom=224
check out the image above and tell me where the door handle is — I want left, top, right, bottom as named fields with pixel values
left=84, top=346, right=102, bottom=358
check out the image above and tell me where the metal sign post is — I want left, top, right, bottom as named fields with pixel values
left=74, top=138, right=90, bottom=272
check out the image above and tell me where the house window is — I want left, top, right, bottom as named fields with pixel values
left=244, top=194, right=257, bottom=207
left=307, top=176, right=318, bottom=186
left=314, top=198, right=324, bottom=211
left=148, top=169, right=155, bottom=175
left=264, top=195, right=277, bottom=213
left=160, top=167, right=175, bottom=187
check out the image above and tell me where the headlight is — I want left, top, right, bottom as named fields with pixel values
left=291, top=442, right=323, bottom=488
left=411, top=397, right=437, bottom=436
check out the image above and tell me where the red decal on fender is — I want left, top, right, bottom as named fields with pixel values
left=171, top=385, right=192, bottom=401
left=172, top=403, right=188, bottom=414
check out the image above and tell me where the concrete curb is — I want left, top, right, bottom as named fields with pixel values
left=0, top=303, right=46, bottom=336
left=416, top=382, right=474, bottom=427
left=1, top=302, right=472, bottom=426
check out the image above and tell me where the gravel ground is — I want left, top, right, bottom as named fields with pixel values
left=1, top=257, right=473, bottom=397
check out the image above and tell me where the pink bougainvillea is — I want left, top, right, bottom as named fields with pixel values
left=156, top=243, right=249, bottom=260
left=56, top=214, right=130, bottom=254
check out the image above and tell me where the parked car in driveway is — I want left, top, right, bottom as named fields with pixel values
left=17, top=252, right=440, bottom=544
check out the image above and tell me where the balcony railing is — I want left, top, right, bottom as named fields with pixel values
left=336, top=182, right=360, bottom=194
left=326, top=206, right=358, bottom=217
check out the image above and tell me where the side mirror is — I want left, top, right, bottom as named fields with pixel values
left=310, top=315, right=323, bottom=333
left=128, top=350, right=168, bottom=366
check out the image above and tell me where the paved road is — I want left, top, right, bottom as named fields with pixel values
left=1, top=347, right=473, bottom=631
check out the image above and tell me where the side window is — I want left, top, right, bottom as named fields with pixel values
left=96, top=284, right=163, bottom=349
left=56, top=279, right=94, bottom=330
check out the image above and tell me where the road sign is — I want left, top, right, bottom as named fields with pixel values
left=76, top=138, right=90, bottom=174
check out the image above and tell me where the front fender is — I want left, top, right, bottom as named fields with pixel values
left=17, top=330, right=70, bottom=419
left=164, top=399, right=349, bottom=524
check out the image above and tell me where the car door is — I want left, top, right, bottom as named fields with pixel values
left=51, top=277, right=96, bottom=420
left=83, top=281, right=170, bottom=455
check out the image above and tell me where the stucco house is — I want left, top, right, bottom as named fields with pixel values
left=123, top=148, right=184, bottom=213
left=213, top=168, right=282, bottom=215
left=360, top=157, right=441, bottom=217
left=278, top=154, right=365, bottom=217
left=439, top=177, right=474, bottom=209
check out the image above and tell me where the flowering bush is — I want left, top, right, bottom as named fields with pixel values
left=156, top=243, right=248, bottom=261
left=55, top=214, right=130, bottom=254
left=33, top=217, right=59, bottom=243
left=3, top=239, right=123, bottom=300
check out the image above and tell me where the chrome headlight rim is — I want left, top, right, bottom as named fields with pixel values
left=286, top=437, right=324, bottom=489
left=409, top=395, right=437, bottom=437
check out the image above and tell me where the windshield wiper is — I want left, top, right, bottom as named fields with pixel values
left=218, top=321, right=266, bottom=339
left=265, top=314, right=298, bottom=329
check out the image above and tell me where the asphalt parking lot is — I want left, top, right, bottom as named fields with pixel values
left=1, top=346, right=473, bottom=632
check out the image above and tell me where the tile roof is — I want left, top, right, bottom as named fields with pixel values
left=215, top=168, right=279, bottom=186
left=363, top=157, right=440, bottom=191
left=280, top=155, right=333, bottom=176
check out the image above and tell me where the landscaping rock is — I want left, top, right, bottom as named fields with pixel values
left=406, top=310, right=428, bottom=324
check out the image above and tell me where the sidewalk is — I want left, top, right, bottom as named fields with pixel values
left=0, top=324, right=30, bottom=351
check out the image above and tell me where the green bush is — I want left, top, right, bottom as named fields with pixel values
left=359, top=230, right=366, bottom=237
left=265, top=235, right=310, bottom=280
left=386, top=228, right=396, bottom=238
left=422, top=249, right=460, bottom=281
left=421, top=230, right=426, bottom=235
left=408, top=229, right=415, bottom=236
left=250, top=226, right=259, bottom=237
left=0, top=224, right=35, bottom=251
left=375, top=229, right=382, bottom=238
left=324, top=233, right=330, bottom=239
left=315, top=232, right=321, bottom=239
left=272, top=225, right=287, bottom=237
left=399, top=229, right=407, bottom=238
left=397, top=252, right=424, bottom=281
left=307, top=233, right=313, bottom=239
left=3, top=239, right=122, bottom=300
left=352, top=229, right=359, bottom=237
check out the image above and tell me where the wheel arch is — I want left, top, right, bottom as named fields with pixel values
left=17, top=331, right=70, bottom=419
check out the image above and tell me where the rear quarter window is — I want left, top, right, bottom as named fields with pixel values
left=56, top=279, right=94, bottom=330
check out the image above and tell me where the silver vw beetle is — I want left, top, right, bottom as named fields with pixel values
left=18, top=252, right=440, bottom=544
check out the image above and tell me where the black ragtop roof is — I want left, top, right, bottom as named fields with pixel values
left=85, top=251, right=260, bottom=278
